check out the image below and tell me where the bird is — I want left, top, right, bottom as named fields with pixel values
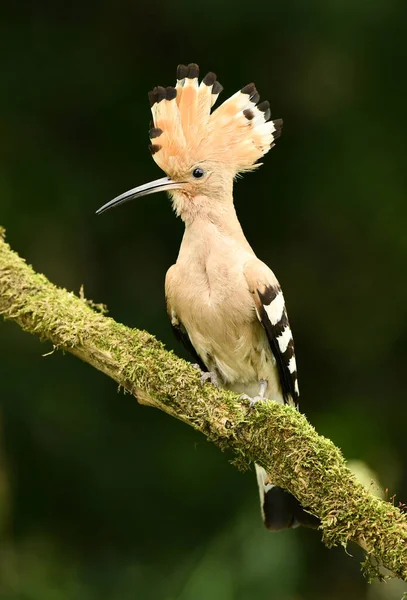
left=97, top=63, right=319, bottom=531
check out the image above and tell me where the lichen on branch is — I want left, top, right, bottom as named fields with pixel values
left=0, top=227, right=406, bottom=581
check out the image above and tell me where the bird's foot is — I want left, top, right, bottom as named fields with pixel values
left=192, top=364, right=219, bottom=388
left=241, top=380, right=268, bottom=407
left=200, top=371, right=219, bottom=388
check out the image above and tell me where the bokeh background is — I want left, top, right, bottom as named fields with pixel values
left=1, top=1, right=407, bottom=598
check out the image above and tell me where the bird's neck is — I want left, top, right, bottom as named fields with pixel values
left=180, top=195, right=253, bottom=257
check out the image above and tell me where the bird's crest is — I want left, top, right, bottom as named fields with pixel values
left=148, top=63, right=282, bottom=177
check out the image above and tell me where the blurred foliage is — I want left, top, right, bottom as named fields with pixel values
left=1, top=0, right=407, bottom=598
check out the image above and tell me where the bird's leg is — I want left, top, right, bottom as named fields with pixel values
left=192, top=364, right=219, bottom=388
left=241, top=379, right=268, bottom=407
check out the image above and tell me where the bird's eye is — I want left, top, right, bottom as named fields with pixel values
left=192, top=167, right=205, bottom=179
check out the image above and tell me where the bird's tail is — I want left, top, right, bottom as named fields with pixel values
left=255, top=464, right=319, bottom=530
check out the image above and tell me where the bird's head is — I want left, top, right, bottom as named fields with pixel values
left=97, top=63, right=282, bottom=220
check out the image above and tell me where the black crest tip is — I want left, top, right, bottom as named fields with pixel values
left=243, top=108, right=255, bottom=121
left=155, top=86, right=166, bottom=103
left=187, top=63, right=200, bottom=79
left=165, top=86, right=177, bottom=101
left=149, top=127, right=163, bottom=139
left=257, top=100, right=271, bottom=121
left=241, top=82, right=256, bottom=96
left=149, top=144, right=162, bottom=155
left=177, top=64, right=188, bottom=80
left=203, top=72, right=217, bottom=86
left=257, top=100, right=270, bottom=112
left=212, top=81, right=223, bottom=95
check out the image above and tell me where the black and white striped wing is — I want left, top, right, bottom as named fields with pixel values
left=244, top=259, right=299, bottom=404
left=255, top=284, right=299, bottom=404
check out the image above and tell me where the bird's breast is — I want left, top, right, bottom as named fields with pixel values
left=167, top=253, right=277, bottom=388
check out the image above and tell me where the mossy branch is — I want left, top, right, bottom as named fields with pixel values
left=1, top=226, right=406, bottom=580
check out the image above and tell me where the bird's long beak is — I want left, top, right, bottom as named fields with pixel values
left=96, top=176, right=183, bottom=215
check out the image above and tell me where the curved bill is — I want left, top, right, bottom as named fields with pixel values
left=96, top=176, right=183, bottom=215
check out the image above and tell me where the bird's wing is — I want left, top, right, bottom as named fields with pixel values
left=165, top=267, right=208, bottom=373
left=167, top=305, right=208, bottom=372
left=244, top=259, right=299, bottom=404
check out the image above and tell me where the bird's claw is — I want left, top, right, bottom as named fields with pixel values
left=241, top=380, right=268, bottom=408
left=240, top=394, right=264, bottom=408
left=200, top=371, right=219, bottom=388
left=191, top=364, right=219, bottom=387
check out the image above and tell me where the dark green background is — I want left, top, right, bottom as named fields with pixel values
left=1, top=1, right=407, bottom=598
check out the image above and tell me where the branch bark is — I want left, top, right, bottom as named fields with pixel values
left=1, top=227, right=406, bottom=580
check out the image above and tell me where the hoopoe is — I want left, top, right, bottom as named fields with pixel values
left=97, top=64, right=318, bottom=531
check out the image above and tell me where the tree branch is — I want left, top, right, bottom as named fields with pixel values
left=1, top=226, right=406, bottom=580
